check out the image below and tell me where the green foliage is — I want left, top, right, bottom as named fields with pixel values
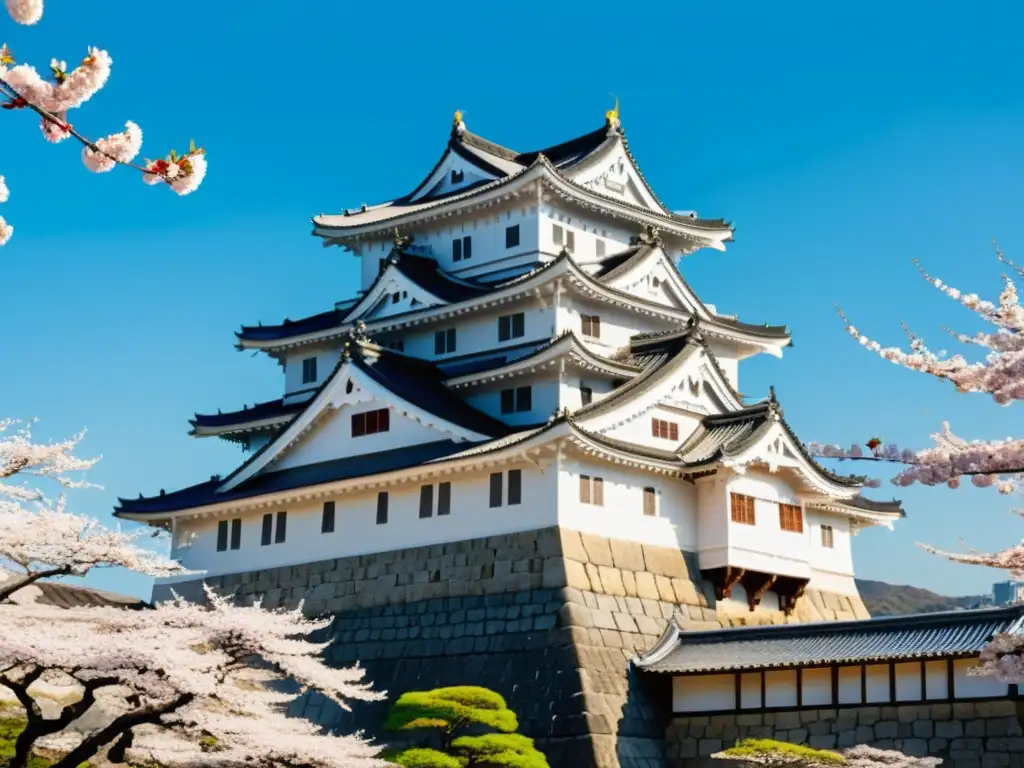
left=716, top=739, right=847, bottom=765
left=0, top=718, right=54, bottom=768
left=385, top=686, right=518, bottom=735
left=387, top=747, right=465, bottom=768
left=384, top=687, right=548, bottom=768
left=451, top=733, right=548, bottom=768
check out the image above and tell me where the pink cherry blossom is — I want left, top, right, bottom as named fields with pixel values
left=0, top=11, right=209, bottom=246
left=812, top=244, right=1024, bottom=684
left=5, top=0, right=42, bottom=24
left=82, top=121, right=142, bottom=173
left=0, top=587, right=388, bottom=768
left=0, top=420, right=190, bottom=601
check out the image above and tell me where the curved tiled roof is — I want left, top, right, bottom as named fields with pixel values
left=190, top=398, right=307, bottom=432
left=634, top=605, right=1024, bottom=674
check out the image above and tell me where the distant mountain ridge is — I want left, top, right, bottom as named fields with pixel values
left=856, top=578, right=983, bottom=617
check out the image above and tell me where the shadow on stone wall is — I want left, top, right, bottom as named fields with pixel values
left=170, top=526, right=872, bottom=768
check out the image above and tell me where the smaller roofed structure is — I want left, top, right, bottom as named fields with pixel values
left=634, top=605, right=1024, bottom=675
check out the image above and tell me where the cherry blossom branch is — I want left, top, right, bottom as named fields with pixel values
left=50, top=692, right=197, bottom=768
left=0, top=75, right=154, bottom=175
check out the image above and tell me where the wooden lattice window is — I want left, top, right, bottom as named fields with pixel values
left=651, top=418, right=680, bottom=441
left=779, top=503, right=803, bottom=533
left=352, top=408, right=390, bottom=437
left=821, top=524, right=835, bottom=548
left=730, top=493, right=756, bottom=526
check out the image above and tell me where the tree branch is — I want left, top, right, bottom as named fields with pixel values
left=49, top=692, right=195, bottom=768
left=0, top=76, right=156, bottom=175
left=0, top=565, right=73, bottom=602
left=818, top=453, right=1024, bottom=476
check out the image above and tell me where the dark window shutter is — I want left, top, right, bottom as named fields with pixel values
left=579, top=475, right=591, bottom=504
left=463, top=236, right=472, bottom=259
left=419, top=485, right=434, bottom=518
left=508, top=470, right=522, bottom=505
left=446, top=328, right=457, bottom=352
left=567, top=230, right=575, bottom=252
left=505, top=225, right=520, bottom=248
left=230, top=518, right=242, bottom=550
left=322, top=501, right=336, bottom=533
left=438, top=482, right=451, bottom=516
left=352, top=412, right=366, bottom=437
left=670, top=422, right=679, bottom=441
left=498, top=316, right=510, bottom=342
left=489, top=473, right=503, bottom=508
left=379, top=408, right=390, bottom=433
left=500, top=389, right=515, bottom=414
left=261, top=513, right=273, bottom=546
left=593, top=477, right=604, bottom=506
left=216, top=520, right=228, bottom=552
left=581, top=386, right=593, bottom=406
left=376, top=492, right=389, bottom=525
left=512, top=313, right=524, bottom=338
left=592, top=315, right=600, bottom=338
left=365, top=409, right=378, bottom=434
left=275, top=511, right=287, bottom=543
left=453, top=239, right=462, bottom=261
left=434, top=330, right=445, bottom=355
left=516, top=387, right=532, bottom=412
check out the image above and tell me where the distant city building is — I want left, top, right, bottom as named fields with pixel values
left=992, top=579, right=1024, bottom=606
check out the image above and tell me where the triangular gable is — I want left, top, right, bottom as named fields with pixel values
left=718, top=419, right=862, bottom=498
left=343, top=263, right=449, bottom=323
left=565, top=137, right=667, bottom=214
left=599, top=244, right=708, bottom=315
left=574, top=341, right=707, bottom=435
left=580, top=352, right=743, bottom=453
left=219, top=357, right=493, bottom=492
left=408, top=145, right=505, bottom=203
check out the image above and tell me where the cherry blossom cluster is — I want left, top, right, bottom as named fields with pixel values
left=814, top=244, right=1024, bottom=685
left=711, top=741, right=941, bottom=767
left=5, top=0, right=42, bottom=25
left=0, top=419, right=189, bottom=600
left=839, top=253, right=1024, bottom=404
left=807, top=424, right=1024, bottom=495
left=0, top=586, right=388, bottom=768
left=0, top=37, right=208, bottom=246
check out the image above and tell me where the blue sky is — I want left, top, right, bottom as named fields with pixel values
left=2, top=0, right=1023, bottom=600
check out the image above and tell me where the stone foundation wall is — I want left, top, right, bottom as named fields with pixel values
left=160, top=526, right=868, bottom=768
left=666, top=701, right=1024, bottom=768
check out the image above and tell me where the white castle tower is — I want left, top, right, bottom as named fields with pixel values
left=115, top=107, right=903, bottom=768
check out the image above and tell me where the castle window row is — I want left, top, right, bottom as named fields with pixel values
left=214, top=471, right=666, bottom=556
left=730, top=493, right=833, bottom=540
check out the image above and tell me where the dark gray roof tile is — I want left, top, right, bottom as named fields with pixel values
left=634, top=605, right=1024, bottom=673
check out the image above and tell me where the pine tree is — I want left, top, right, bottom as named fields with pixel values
left=383, top=686, right=549, bottom=768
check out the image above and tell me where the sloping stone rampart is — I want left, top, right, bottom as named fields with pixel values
left=159, top=526, right=868, bottom=768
